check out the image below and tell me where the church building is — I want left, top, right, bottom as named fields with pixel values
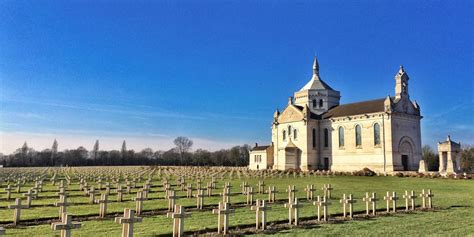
left=249, top=58, right=422, bottom=173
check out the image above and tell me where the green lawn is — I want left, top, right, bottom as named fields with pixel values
left=1, top=175, right=473, bottom=236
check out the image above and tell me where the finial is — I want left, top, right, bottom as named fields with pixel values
left=447, top=135, right=451, bottom=142
left=288, top=96, right=293, bottom=105
left=398, top=65, right=405, bottom=74
left=313, top=56, right=319, bottom=76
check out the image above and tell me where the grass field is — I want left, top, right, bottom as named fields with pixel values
left=0, top=168, right=473, bottom=236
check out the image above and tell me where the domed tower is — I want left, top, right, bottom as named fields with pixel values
left=293, top=57, right=340, bottom=115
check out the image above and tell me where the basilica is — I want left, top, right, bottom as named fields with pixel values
left=249, top=58, right=422, bottom=172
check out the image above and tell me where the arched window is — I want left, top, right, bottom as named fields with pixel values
left=312, top=99, right=317, bottom=108
left=312, top=128, right=316, bottom=148
left=283, top=130, right=286, bottom=141
left=338, top=127, right=345, bottom=147
left=294, top=129, right=298, bottom=139
left=319, top=99, right=324, bottom=108
left=324, top=128, right=329, bottom=147
left=374, top=123, right=381, bottom=146
left=288, top=126, right=292, bottom=136
left=355, top=125, right=362, bottom=147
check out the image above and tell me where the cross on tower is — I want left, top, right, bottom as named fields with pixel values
left=115, top=208, right=142, bottom=237
left=212, top=202, right=235, bottom=235
left=251, top=199, right=272, bottom=230
left=51, top=213, right=81, bottom=237
left=167, top=205, right=191, bottom=237
left=313, top=195, right=331, bottom=222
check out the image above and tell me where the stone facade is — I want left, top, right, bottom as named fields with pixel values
left=250, top=58, right=423, bottom=173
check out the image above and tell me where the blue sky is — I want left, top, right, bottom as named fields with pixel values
left=0, top=0, right=473, bottom=153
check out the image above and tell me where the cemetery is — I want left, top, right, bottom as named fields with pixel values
left=0, top=166, right=472, bottom=236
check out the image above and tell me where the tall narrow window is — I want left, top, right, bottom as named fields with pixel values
left=355, top=125, right=362, bottom=147
left=319, top=99, right=324, bottom=108
left=312, top=128, right=316, bottom=148
left=283, top=130, right=286, bottom=141
left=374, top=123, right=381, bottom=146
left=294, top=129, right=298, bottom=140
left=338, top=127, right=345, bottom=147
left=324, top=128, right=329, bottom=147
left=312, top=99, right=317, bottom=108
left=288, top=126, right=292, bottom=136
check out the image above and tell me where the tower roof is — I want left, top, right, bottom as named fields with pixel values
left=300, top=57, right=335, bottom=91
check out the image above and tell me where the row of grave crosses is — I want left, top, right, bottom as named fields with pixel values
left=2, top=177, right=434, bottom=236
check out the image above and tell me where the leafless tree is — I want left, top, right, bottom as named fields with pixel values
left=174, top=136, right=193, bottom=164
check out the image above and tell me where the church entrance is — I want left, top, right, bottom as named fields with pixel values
left=401, top=155, right=409, bottom=171
left=323, top=157, right=329, bottom=171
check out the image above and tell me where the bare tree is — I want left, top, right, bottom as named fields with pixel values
left=174, top=136, right=193, bottom=164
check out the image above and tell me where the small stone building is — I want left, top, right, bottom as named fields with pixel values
left=438, top=136, right=461, bottom=174
left=249, top=57, right=423, bottom=173
left=248, top=143, right=274, bottom=170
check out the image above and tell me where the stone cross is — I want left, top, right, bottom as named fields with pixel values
left=284, top=198, right=302, bottom=225
left=116, top=185, right=125, bottom=202
left=87, top=187, right=99, bottom=204
left=257, top=180, right=266, bottom=194
left=105, top=182, right=112, bottom=195
left=212, top=202, right=235, bottom=234
left=390, top=191, right=399, bottom=212
left=4, top=185, right=13, bottom=200
left=0, top=226, right=5, bottom=235
left=340, top=194, right=356, bottom=219
left=115, top=208, right=142, bottom=237
left=420, top=189, right=434, bottom=209
left=51, top=213, right=81, bottom=237
left=251, top=199, right=272, bottom=230
left=167, top=205, right=191, bottom=237
left=223, top=182, right=232, bottom=190
left=195, top=189, right=205, bottom=209
left=403, top=190, right=417, bottom=211
left=240, top=182, right=249, bottom=195
left=164, top=184, right=173, bottom=199
left=246, top=186, right=255, bottom=205
left=305, top=184, right=317, bottom=200
left=57, top=187, right=68, bottom=199
left=168, top=190, right=179, bottom=212
left=133, top=191, right=146, bottom=215
left=206, top=182, right=213, bottom=197
left=126, top=181, right=132, bottom=194
left=286, top=185, right=297, bottom=203
left=95, top=193, right=111, bottom=218
left=383, top=191, right=392, bottom=212
left=221, top=187, right=231, bottom=203
left=54, top=195, right=70, bottom=219
left=8, top=198, right=28, bottom=225
left=23, top=188, right=35, bottom=208
left=186, top=184, right=193, bottom=198
left=268, top=186, right=277, bottom=203
left=322, top=184, right=333, bottom=198
left=362, top=192, right=378, bottom=215
left=313, top=195, right=331, bottom=222
left=142, top=184, right=151, bottom=199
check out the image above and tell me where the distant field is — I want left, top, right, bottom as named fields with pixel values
left=0, top=166, right=473, bottom=236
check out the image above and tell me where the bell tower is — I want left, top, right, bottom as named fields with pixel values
left=293, top=57, right=340, bottom=115
left=395, top=65, right=409, bottom=100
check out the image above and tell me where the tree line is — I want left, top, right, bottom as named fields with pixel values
left=0, top=137, right=250, bottom=167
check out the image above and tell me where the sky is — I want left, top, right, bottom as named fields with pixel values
left=0, top=0, right=473, bottom=154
